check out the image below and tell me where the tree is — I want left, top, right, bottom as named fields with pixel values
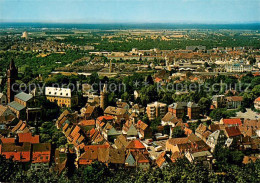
left=252, top=84, right=260, bottom=96
left=171, top=126, right=185, bottom=138
left=204, top=62, right=210, bottom=68
left=0, top=155, right=22, bottom=182
left=198, top=97, right=211, bottom=115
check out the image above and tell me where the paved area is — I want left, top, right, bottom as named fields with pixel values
left=236, top=109, right=260, bottom=120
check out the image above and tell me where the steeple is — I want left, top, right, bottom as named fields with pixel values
left=7, top=59, right=18, bottom=79
left=7, top=59, right=18, bottom=103
left=100, top=83, right=108, bottom=110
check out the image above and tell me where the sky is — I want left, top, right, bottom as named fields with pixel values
left=0, top=0, right=259, bottom=23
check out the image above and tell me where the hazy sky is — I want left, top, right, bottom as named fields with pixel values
left=0, top=0, right=259, bottom=23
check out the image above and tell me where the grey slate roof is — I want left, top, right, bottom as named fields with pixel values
left=8, top=101, right=26, bottom=111
left=191, top=151, right=212, bottom=158
left=15, top=92, right=33, bottom=102
left=187, top=102, right=199, bottom=108
left=169, top=102, right=187, bottom=109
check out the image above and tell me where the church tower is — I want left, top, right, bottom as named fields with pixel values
left=7, top=59, right=18, bottom=103
left=100, top=84, right=108, bottom=110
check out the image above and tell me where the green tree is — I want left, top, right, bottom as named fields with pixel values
left=198, top=97, right=211, bottom=115
left=171, top=126, right=185, bottom=138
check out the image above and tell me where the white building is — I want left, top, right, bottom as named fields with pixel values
left=225, top=63, right=253, bottom=72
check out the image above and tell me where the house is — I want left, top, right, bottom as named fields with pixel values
left=63, top=125, right=86, bottom=150
left=170, top=151, right=184, bottom=163
left=18, top=132, right=40, bottom=144
left=195, top=124, right=212, bottom=142
left=98, top=147, right=125, bottom=167
left=126, top=139, right=147, bottom=153
left=78, top=120, right=95, bottom=131
left=7, top=101, right=26, bottom=119
left=254, top=97, right=260, bottom=110
left=0, top=137, right=15, bottom=144
left=87, top=128, right=106, bottom=145
left=224, top=126, right=242, bottom=138
left=116, top=101, right=130, bottom=110
left=166, top=137, right=190, bottom=153
left=77, top=144, right=109, bottom=166
left=166, top=135, right=209, bottom=154
left=187, top=102, right=200, bottom=119
left=161, top=112, right=182, bottom=127
left=45, top=87, right=78, bottom=108
left=0, top=114, right=16, bottom=130
left=122, top=121, right=138, bottom=137
left=80, top=105, right=101, bottom=120
left=242, top=156, right=259, bottom=164
left=31, top=143, right=51, bottom=170
left=104, top=106, right=129, bottom=125
left=136, top=120, right=152, bottom=139
left=0, top=105, right=14, bottom=117
left=146, top=101, right=167, bottom=120
left=54, top=148, right=69, bottom=174
left=168, top=102, right=200, bottom=119
left=125, top=151, right=136, bottom=167
left=226, top=96, right=243, bottom=109
left=56, top=110, right=71, bottom=129
left=220, top=118, right=242, bottom=127
left=102, top=122, right=121, bottom=142
left=133, top=152, right=150, bottom=170
left=0, top=93, right=7, bottom=105
left=224, top=126, right=243, bottom=148
left=96, top=115, right=114, bottom=131
left=206, top=130, right=226, bottom=152
left=168, top=102, right=187, bottom=119
left=156, top=152, right=168, bottom=168
left=14, top=92, right=33, bottom=107
left=114, top=134, right=129, bottom=150
left=185, top=151, right=212, bottom=168
left=11, top=120, right=30, bottom=134
left=0, top=142, right=31, bottom=162
left=240, top=119, right=260, bottom=137
left=212, top=95, right=225, bottom=108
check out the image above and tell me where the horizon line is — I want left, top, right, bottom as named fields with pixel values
left=1, top=21, right=260, bottom=25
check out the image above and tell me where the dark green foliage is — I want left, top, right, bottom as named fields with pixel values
left=209, top=108, right=237, bottom=121
left=171, top=126, right=186, bottom=138
left=39, top=121, right=67, bottom=147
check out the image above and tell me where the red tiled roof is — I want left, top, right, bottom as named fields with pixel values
left=184, top=127, right=193, bottom=136
left=155, top=77, right=163, bottom=83
left=156, top=152, right=166, bottom=167
left=137, top=153, right=149, bottom=163
left=225, top=126, right=242, bottom=137
left=223, top=118, right=242, bottom=126
left=0, top=137, right=15, bottom=144
left=254, top=97, right=260, bottom=102
left=136, top=120, right=148, bottom=131
left=18, top=133, right=40, bottom=144
left=167, top=137, right=189, bottom=145
left=79, top=120, right=95, bottom=126
left=97, top=115, right=114, bottom=121
left=126, top=139, right=146, bottom=149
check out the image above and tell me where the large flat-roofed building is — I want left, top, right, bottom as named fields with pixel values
left=146, top=101, right=167, bottom=120
left=45, top=87, right=78, bottom=108
left=225, top=63, right=253, bottom=72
